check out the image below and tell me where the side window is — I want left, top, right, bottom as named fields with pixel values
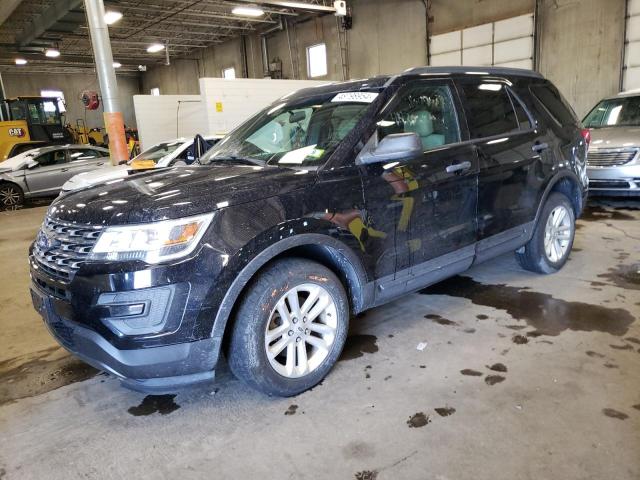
left=36, top=150, right=67, bottom=167
left=378, top=83, right=461, bottom=150
left=459, top=82, right=519, bottom=139
left=530, top=83, right=578, bottom=126
left=68, top=149, right=99, bottom=162
left=508, top=90, right=533, bottom=130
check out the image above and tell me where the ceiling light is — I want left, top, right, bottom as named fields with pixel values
left=232, top=5, right=265, bottom=17
left=146, top=43, right=165, bottom=53
left=113, top=62, right=122, bottom=68
left=104, top=10, right=123, bottom=25
left=15, top=58, right=27, bottom=65
left=45, top=49, right=60, bottom=58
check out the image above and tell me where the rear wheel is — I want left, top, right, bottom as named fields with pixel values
left=0, top=183, right=24, bottom=208
left=228, top=258, right=349, bottom=397
left=515, top=192, right=575, bottom=274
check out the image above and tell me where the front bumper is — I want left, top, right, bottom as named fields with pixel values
left=29, top=250, right=223, bottom=393
left=587, top=164, right=640, bottom=196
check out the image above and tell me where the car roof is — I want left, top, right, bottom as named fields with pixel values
left=602, top=90, right=640, bottom=100
left=403, top=65, right=544, bottom=79
left=34, top=144, right=109, bottom=154
left=281, top=66, right=543, bottom=103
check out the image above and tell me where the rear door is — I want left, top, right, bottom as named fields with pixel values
left=67, top=148, right=108, bottom=177
left=456, top=78, right=549, bottom=260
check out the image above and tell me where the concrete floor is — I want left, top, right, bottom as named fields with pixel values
left=0, top=199, right=638, bottom=480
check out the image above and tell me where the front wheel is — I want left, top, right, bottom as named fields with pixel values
left=515, top=192, right=575, bottom=274
left=0, top=183, right=24, bottom=208
left=228, top=258, right=349, bottom=397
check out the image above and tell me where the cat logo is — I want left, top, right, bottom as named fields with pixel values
left=8, top=128, right=25, bottom=137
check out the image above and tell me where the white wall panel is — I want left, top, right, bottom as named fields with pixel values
left=133, top=95, right=204, bottom=151
left=625, top=41, right=640, bottom=67
left=494, top=37, right=534, bottom=64
left=494, top=59, right=533, bottom=70
left=462, top=45, right=493, bottom=66
left=199, top=78, right=325, bottom=135
left=627, top=15, right=640, bottom=41
left=624, top=66, right=640, bottom=91
left=629, top=0, right=640, bottom=16
left=494, top=14, right=534, bottom=42
left=624, top=3, right=640, bottom=90
left=462, top=23, right=492, bottom=48
left=430, top=31, right=461, bottom=55
left=430, top=13, right=534, bottom=70
left=430, top=51, right=462, bottom=66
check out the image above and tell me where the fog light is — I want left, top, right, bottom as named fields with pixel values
left=109, top=303, right=145, bottom=317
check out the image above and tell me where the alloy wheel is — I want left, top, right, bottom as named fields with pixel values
left=544, top=205, right=572, bottom=263
left=264, top=283, right=338, bottom=378
left=0, top=186, right=21, bottom=206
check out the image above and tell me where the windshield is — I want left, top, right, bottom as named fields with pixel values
left=583, top=96, right=640, bottom=128
left=129, top=141, right=185, bottom=164
left=200, top=91, right=377, bottom=168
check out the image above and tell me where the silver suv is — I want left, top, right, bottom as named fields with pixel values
left=583, top=92, right=640, bottom=196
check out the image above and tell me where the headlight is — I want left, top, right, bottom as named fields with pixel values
left=88, top=213, right=214, bottom=263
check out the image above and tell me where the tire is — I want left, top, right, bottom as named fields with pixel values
left=515, top=192, right=575, bottom=274
left=0, top=183, right=24, bottom=208
left=228, top=257, right=349, bottom=397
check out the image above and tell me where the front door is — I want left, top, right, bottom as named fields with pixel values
left=361, top=79, right=479, bottom=299
left=24, top=149, right=70, bottom=196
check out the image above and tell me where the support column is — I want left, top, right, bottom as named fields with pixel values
left=84, top=0, right=128, bottom=165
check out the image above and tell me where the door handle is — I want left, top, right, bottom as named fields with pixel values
left=61, top=168, right=69, bottom=172
left=96, top=162, right=104, bottom=166
left=532, top=142, right=549, bottom=152
left=446, top=161, right=472, bottom=174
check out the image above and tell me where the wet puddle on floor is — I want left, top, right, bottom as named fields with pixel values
left=597, top=264, right=640, bottom=291
left=580, top=205, right=637, bottom=222
left=420, top=276, right=635, bottom=337
left=340, top=334, right=379, bottom=361
left=0, top=347, right=98, bottom=405
left=128, top=394, right=180, bottom=416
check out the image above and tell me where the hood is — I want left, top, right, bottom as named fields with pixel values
left=62, top=165, right=130, bottom=192
left=0, top=149, right=40, bottom=172
left=588, top=126, right=640, bottom=149
left=49, top=164, right=315, bottom=225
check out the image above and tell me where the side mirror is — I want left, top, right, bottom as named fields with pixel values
left=358, top=132, right=423, bottom=165
left=26, top=160, right=39, bottom=169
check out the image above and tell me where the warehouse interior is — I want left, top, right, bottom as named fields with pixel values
left=0, top=1, right=638, bottom=479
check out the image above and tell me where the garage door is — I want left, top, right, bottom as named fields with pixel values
left=624, top=0, right=640, bottom=90
left=429, top=13, right=535, bottom=70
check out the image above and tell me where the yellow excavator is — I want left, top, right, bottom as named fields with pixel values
left=0, top=96, right=74, bottom=161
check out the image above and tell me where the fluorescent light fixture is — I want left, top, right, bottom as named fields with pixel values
left=15, top=58, right=27, bottom=65
left=146, top=43, right=165, bottom=53
left=104, top=10, right=123, bottom=25
left=232, top=5, right=265, bottom=16
left=45, top=49, right=60, bottom=58
left=113, top=62, right=122, bottom=68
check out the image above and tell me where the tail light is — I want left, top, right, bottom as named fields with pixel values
left=581, top=128, right=591, bottom=147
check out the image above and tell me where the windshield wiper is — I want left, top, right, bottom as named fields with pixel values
left=204, top=155, right=265, bottom=166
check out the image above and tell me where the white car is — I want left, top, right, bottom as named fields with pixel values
left=61, top=135, right=223, bottom=192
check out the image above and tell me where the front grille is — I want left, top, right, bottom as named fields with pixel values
left=33, top=217, right=102, bottom=281
left=587, top=149, right=638, bottom=167
left=589, top=179, right=632, bottom=189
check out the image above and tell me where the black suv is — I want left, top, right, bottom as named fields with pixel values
left=30, top=67, right=589, bottom=396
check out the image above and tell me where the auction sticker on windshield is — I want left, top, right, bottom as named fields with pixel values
left=331, top=92, right=379, bottom=103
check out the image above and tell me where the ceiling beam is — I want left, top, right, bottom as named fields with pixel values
left=232, top=0, right=336, bottom=13
left=16, top=0, right=84, bottom=47
left=0, top=0, right=24, bottom=26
